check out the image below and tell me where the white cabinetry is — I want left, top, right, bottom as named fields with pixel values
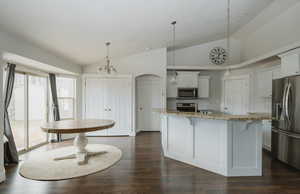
left=257, top=66, right=281, bottom=98
left=176, top=72, right=199, bottom=88
left=167, top=71, right=210, bottom=98
left=257, top=70, right=272, bottom=98
left=198, top=76, right=210, bottom=98
left=272, top=67, right=282, bottom=80
left=167, top=74, right=177, bottom=98
left=84, top=76, right=132, bottom=136
left=262, top=120, right=272, bottom=151
left=279, top=50, right=300, bottom=77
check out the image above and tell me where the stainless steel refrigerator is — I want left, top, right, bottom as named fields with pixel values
left=272, top=75, right=300, bottom=169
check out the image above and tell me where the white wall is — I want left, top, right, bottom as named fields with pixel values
left=84, top=48, right=167, bottom=77
left=167, top=38, right=241, bottom=66
left=0, top=30, right=81, bottom=74
left=235, top=1, right=300, bottom=61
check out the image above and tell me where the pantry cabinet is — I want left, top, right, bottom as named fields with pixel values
left=198, top=76, right=210, bottom=98
left=84, top=76, right=133, bottom=136
left=280, top=53, right=300, bottom=77
left=257, top=66, right=281, bottom=98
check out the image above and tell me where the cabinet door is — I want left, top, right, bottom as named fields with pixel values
left=280, top=54, right=300, bottom=77
left=198, top=76, right=210, bottom=98
left=167, top=74, right=177, bottom=98
left=177, top=72, right=198, bottom=88
left=272, top=67, right=282, bottom=80
left=85, top=78, right=107, bottom=136
left=263, top=120, right=272, bottom=151
left=257, top=70, right=272, bottom=98
left=106, top=78, right=132, bottom=136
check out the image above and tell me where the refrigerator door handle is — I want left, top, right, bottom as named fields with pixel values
left=285, top=83, right=292, bottom=123
left=272, top=128, right=300, bottom=139
left=282, top=83, right=288, bottom=118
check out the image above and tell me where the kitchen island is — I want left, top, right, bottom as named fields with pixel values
left=154, top=109, right=271, bottom=177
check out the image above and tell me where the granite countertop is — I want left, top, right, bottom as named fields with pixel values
left=153, top=109, right=272, bottom=121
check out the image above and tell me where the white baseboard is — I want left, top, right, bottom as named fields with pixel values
left=0, top=168, right=5, bottom=183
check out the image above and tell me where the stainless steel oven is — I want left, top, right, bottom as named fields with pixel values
left=176, top=103, right=198, bottom=112
left=177, top=88, right=198, bottom=98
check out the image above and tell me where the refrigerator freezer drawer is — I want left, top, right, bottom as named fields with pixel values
left=272, top=128, right=300, bottom=169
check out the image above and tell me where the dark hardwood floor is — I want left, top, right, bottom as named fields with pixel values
left=1, top=132, right=300, bottom=194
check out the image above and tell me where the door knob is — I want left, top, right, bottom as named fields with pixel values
left=139, top=107, right=143, bottom=111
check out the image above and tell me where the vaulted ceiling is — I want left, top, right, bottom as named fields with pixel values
left=0, top=0, right=274, bottom=65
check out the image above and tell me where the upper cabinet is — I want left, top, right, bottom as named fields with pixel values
left=167, top=74, right=178, bottom=98
left=257, top=66, right=281, bottom=98
left=257, top=70, right=273, bottom=98
left=279, top=49, right=300, bottom=78
left=176, top=72, right=199, bottom=88
left=198, top=76, right=210, bottom=98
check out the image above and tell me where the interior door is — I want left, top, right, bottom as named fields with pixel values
left=85, top=78, right=107, bottom=136
left=223, top=76, right=249, bottom=115
left=106, top=78, right=131, bottom=136
left=136, top=75, right=162, bottom=132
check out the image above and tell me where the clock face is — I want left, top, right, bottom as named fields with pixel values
left=209, top=47, right=227, bottom=65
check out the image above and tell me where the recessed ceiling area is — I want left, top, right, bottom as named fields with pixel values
left=0, top=0, right=274, bottom=65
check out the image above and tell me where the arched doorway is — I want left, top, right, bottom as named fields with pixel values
left=135, top=74, right=162, bottom=132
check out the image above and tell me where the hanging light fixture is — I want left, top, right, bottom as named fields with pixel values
left=170, top=21, right=178, bottom=84
left=98, top=42, right=117, bottom=74
left=225, top=0, right=231, bottom=76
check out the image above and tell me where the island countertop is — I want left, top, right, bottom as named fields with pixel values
left=153, top=109, right=271, bottom=121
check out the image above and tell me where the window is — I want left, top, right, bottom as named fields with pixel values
left=6, top=72, right=48, bottom=152
left=7, top=73, right=26, bottom=151
left=28, top=75, right=48, bottom=147
left=56, top=77, right=76, bottom=120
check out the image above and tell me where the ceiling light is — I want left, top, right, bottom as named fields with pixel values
left=170, top=21, right=177, bottom=84
left=98, top=42, right=117, bottom=74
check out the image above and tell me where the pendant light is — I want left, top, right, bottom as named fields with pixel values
left=98, top=42, right=117, bottom=74
left=170, top=21, right=178, bottom=84
left=224, top=0, right=231, bottom=76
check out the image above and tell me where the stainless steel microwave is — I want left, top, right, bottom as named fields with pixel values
left=177, top=88, right=198, bottom=98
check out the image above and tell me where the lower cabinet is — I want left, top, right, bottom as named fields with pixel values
left=262, top=120, right=272, bottom=151
left=84, top=76, right=133, bottom=136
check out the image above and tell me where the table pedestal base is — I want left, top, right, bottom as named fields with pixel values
left=54, top=133, right=107, bottom=165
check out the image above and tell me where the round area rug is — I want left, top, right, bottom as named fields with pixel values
left=19, top=144, right=122, bottom=181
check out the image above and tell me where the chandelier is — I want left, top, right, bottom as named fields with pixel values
left=98, top=42, right=117, bottom=74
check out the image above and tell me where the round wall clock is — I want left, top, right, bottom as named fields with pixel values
left=209, top=47, right=227, bottom=65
